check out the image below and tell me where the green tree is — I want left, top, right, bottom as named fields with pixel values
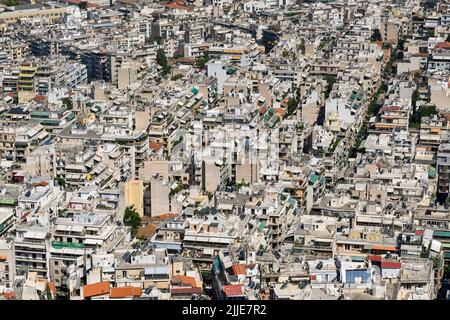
left=195, top=54, right=210, bottom=68
left=370, top=29, right=382, bottom=42
left=447, top=34, right=450, bottom=42
left=62, top=97, right=73, bottom=110
left=324, top=75, right=337, bottom=99
left=156, top=48, right=171, bottom=76
left=54, top=176, right=66, bottom=187
left=154, top=36, right=162, bottom=45
left=419, top=105, right=437, bottom=118
left=0, top=0, right=18, bottom=6
left=287, top=97, right=299, bottom=116
left=156, top=48, right=168, bottom=67
left=78, top=1, right=88, bottom=10
left=123, top=206, right=141, bottom=237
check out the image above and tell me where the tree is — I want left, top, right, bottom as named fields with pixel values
left=156, top=48, right=171, bottom=76
left=419, top=105, right=437, bottom=118
left=287, top=97, right=299, bottom=116
left=54, top=176, right=66, bottom=187
left=44, top=284, right=54, bottom=300
left=62, top=97, right=73, bottom=110
left=154, top=36, right=162, bottom=45
left=324, top=75, right=337, bottom=99
left=447, top=34, right=450, bottom=42
left=78, top=1, right=88, bottom=10
left=156, top=48, right=168, bottom=67
left=123, top=206, right=141, bottom=237
left=370, top=29, right=382, bottom=42
left=195, top=54, right=210, bottom=69
left=0, top=0, right=19, bottom=6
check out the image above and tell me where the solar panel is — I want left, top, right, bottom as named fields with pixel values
left=122, top=251, right=132, bottom=262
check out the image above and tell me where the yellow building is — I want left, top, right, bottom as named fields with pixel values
left=18, top=63, right=36, bottom=92
left=0, top=7, right=68, bottom=25
left=124, top=180, right=144, bottom=217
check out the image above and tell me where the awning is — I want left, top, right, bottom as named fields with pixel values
left=434, top=231, right=450, bottom=238
left=351, top=256, right=366, bottom=262
left=357, top=216, right=382, bottom=224
left=84, top=238, right=103, bottom=245
left=36, top=131, right=48, bottom=140
left=216, top=238, right=231, bottom=244
left=183, top=235, right=196, bottom=241
left=145, top=266, right=169, bottom=275
left=371, top=244, right=397, bottom=251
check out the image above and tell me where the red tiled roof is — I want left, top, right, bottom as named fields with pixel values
left=172, top=275, right=197, bottom=287
left=435, top=42, right=450, bottom=50
left=82, top=281, right=110, bottom=298
left=273, top=108, right=286, bottom=117
left=381, top=261, right=401, bottom=269
left=32, top=181, right=49, bottom=187
left=171, top=287, right=202, bottom=295
left=149, top=141, right=163, bottom=151
left=164, top=1, right=192, bottom=11
left=379, top=105, right=400, bottom=114
left=110, top=286, right=142, bottom=298
left=1, top=292, right=16, bottom=300
left=223, top=284, right=244, bottom=297
left=368, top=255, right=382, bottom=262
left=158, top=213, right=179, bottom=220
left=371, top=244, right=398, bottom=251
left=231, top=264, right=246, bottom=276
left=136, top=224, right=157, bottom=239
left=33, top=95, right=46, bottom=102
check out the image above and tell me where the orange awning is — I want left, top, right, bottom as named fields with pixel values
left=371, top=244, right=397, bottom=251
